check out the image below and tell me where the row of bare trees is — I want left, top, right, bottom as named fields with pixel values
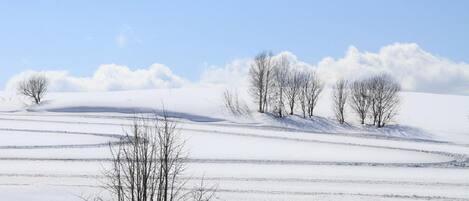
left=249, top=52, right=324, bottom=118
left=333, top=74, right=401, bottom=127
left=249, top=51, right=401, bottom=128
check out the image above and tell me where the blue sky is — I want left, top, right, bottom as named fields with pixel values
left=1, top=0, right=469, bottom=88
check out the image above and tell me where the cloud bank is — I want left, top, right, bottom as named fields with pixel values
left=315, top=43, right=469, bottom=94
left=6, top=43, right=469, bottom=94
left=6, top=64, right=187, bottom=92
left=202, top=43, right=469, bottom=94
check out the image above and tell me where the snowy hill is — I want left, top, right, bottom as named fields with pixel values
left=0, top=87, right=468, bottom=201
left=1, top=86, right=468, bottom=142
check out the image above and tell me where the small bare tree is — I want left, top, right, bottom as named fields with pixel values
left=105, top=112, right=186, bottom=201
left=17, top=74, right=49, bottom=104
left=249, top=51, right=274, bottom=113
left=297, top=71, right=310, bottom=118
left=306, top=72, right=324, bottom=117
left=367, top=74, right=400, bottom=127
left=271, top=55, right=289, bottom=117
left=349, top=79, right=370, bottom=124
left=332, top=79, right=348, bottom=124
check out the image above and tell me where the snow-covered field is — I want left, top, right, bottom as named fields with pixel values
left=0, top=87, right=468, bottom=201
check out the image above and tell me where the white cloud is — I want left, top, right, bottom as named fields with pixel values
left=201, top=43, right=469, bottom=94
left=7, top=43, right=469, bottom=94
left=199, top=51, right=312, bottom=87
left=200, top=58, right=251, bottom=86
left=314, top=43, right=469, bottom=94
left=6, top=64, right=187, bottom=92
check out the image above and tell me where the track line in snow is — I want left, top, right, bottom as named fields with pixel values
left=0, top=128, right=123, bottom=139
left=0, top=157, right=464, bottom=168
left=0, top=113, right=452, bottom=145
left=0, top=182, right=465, bottom=201
left=0, top=125, right=465, bottom=166
left=0, top=173, right=468, bottom=187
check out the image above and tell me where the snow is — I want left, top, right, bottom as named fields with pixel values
left=0, top=86, right=468, bottom=200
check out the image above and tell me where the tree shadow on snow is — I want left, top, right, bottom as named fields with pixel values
left=260, top=113, right=432, bottom=140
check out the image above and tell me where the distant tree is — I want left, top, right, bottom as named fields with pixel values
left=349, top=79, right=370, bottom=124
left=285, top=70, right=303, bottom=115
left=297, top=71, right=310, bottom=118
left=17, top=74, right=49, bottom=104
left=306, top=72, right=324, bottom=117
left=271, top=55, right=290, bottom=117
left=332, top=79, right=348, bottom=124
left=249, top=51, right=274, bottom=113
left=367, top=74, right=400, bottom=127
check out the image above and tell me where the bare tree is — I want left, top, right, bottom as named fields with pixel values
left=349, top=79, right=370, bottom=124
left=271, top=55, right=289, bottom=117
left=297, top=71, right=310, bottom=118
left=306, top=72, right=324, bottom=117
left=249, top=51, right=274, bottom=113
left=285, top=70, right=303, bottom=115
left=332, top=79, right=348, bottom=124
left=367, top=74, right=400, bottom=127
left=105, top=112, right=186, bottom=201
left=17, top=74, right=49, bottom=104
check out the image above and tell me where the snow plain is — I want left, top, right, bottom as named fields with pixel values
left=0, top=86, right=468, bottom=201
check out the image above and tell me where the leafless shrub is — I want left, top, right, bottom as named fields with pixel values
left=17, top=74, right=49, bottom=104
left=105, top=112, right=186, bottom=201
left=367, top=74, right=400, bottom=127
left=332, top=79, right=348, bottom=124
left=249, top=51, right=274, bottom=113
left=223, top=89, right=250, bottom=116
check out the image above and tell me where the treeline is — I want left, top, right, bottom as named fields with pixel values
left=248, top=51, right=400, bottom=128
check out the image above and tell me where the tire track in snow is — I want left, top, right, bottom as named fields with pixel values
left=0, top=128, right=124, bottom=149
left=0, top=128, right=122, bottom=139
left=0, top=117, right=463, bottom=155
left=1, top=173, right=468, bottom=187
left=0, top=157, right=464, bottom=168
left=0, top=141, right=124, bottom=149
left=0, top=113, right=455, bottom=145
left=208, top=188, right=469, bottom=201
left=0, top=127, right=464, bottom=167
left=0, top=116, right=466, bottom=167
left=0, top=182, right=465, bottom=201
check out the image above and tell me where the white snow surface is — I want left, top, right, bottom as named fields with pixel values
left=0, top=86, right=468, bottom=201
